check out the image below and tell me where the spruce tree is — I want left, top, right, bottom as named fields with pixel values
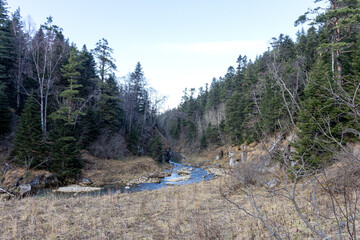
left=12, top=94, right=44, bottom=169
left=48, top=124, right=81, bottom=180
left=98, top=74, right=123, bottom=133
left=294, top=59, right=351, bottom=167
left=0, top=0, right=15, bottom=108
left=48, top=48, right=84, bottom=179
left=0, top=83, right=11, bottom=136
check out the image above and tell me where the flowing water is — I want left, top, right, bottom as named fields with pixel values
left=36, top=161, right=214, bottom=198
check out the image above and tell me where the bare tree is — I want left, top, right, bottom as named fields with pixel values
left=29, top=17, right=68, bottom=136
left=10, top=9, right=31, bottom=109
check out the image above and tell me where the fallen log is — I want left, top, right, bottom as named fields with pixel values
left=0, top=187, right=15, bottom=197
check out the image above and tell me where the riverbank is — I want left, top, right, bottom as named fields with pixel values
left=0, top=151, right=171, bottom=197
left=0, top=173, right=330, bottom=239
left=80, top=151, right=171, bottom=187
left=2, top=147, right=353, bottom=239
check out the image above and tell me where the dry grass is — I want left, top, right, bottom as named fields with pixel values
left=0, top=178, right=239, bottom=239
left=2, top=145, right=359, bottom=239
left=81, top=151, right=171, bottom=186
left=1, top=172, right=353, bottom=239
left=183, top=146, right=230, bottom=168
left=1, top=152, right=169, bottom=189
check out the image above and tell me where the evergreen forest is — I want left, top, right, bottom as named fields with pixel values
left=0, top=1, right=164, bottom=180
left=162, top=0, right=360, bottom=170
left=1, top=0, right=360, bottom=179
left=2, top=0, right=360, bottom=239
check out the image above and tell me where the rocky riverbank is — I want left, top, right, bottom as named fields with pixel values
left=0, top=151, right=171, bottom=198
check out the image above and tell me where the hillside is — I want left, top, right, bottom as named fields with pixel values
left=1, top=0, right=360, bottom=239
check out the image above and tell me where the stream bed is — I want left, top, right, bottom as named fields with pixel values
left=37, top=161, right=214, bottom=198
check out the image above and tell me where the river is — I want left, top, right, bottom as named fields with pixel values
left=36, top=161, right=214, bottom=198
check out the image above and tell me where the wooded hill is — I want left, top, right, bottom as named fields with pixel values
left=161, top=0, right=360, bottom=169
left=1, top=0, right=360, bottom=181
left=0, top=1, right=164, bottom=180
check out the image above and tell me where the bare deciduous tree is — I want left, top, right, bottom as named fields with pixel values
left=29, top=17, right=68, bottom=135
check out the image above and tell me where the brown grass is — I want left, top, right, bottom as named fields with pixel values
left=1, top=172, right=351, bottom=240
left=2, top=145, right=358, bottom=239
left=81, top=151, right=171, bottom=186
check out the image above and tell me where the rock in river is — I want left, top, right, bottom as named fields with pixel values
left=177, top=167, right=192, bottom=175
left=165, top=175, right=191, bottom=182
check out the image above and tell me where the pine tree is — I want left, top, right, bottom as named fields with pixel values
left=92, top=38, right=116, bottom=82
left=294, top=59, right=351, bottom=167
left=225, top=92, right=245, bottom=144
left=295, top=0, right=360, bottom=81
left=0, top=83, right=11, bottom=135
left=259, top=79, right=282, bottom=134
left=98, top=74, right=123, bottom=132
left=149, top=135, right=163, bottom=162
left=48, top=123, right=81, bottom=180
left=0, top=0, right=15, bottom=108
left=78, top=45, right=97, bottom=98
left=48, top=47, right=85, bottom=179
left=50, top=48, right=84, bottom=124
left=12, top=94, right=45, bottom=169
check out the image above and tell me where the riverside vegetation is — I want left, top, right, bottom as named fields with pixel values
left=1, top=0, right=360, bottom=239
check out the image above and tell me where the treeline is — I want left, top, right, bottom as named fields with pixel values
left=162, top=0, right=360, bottom=168
left=0, top=1, right=163, bottom=180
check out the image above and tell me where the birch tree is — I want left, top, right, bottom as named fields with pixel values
left=30, top=16, right=67, bottom=136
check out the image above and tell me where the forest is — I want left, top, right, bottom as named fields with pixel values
left=1, top=0, right=360, bottom=238
left=162, top=0, right=360, bottom=170
left=0, top=0, right=167, bottom=181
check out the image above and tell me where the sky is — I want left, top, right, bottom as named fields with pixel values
left=7, top=0, right=321, bottom=110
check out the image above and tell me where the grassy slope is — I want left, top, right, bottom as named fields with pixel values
left=81, top=151, right=170, bottom=186
left=1, top=143, right=357, bottom=239
left=1, top=172, right=340, bottom=239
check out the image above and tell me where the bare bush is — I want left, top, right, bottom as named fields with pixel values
left=88, top=133, right=128, bottom=159
left=222, top=146, right=360, bottom=240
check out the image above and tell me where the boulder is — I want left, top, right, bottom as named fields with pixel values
left=149, top=171, right=171, bottom=178
left=177, top=167, right=192, bottom=175
left=166, top=175, right=191, bottom=182
left=19, top=184, right=31, bottom=197
left=267, top=179, right=277, bottom=189
left=30, top=177, right=40, bottom=187
left=79, top=178, right=92, bottom=186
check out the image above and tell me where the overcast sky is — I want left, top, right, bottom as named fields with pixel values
left=7, top=0, right=320, bottom=110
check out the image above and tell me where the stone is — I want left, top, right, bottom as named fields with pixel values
left=229, top=157, right=238, bottom=167
left=267, top=179, right=277, bottom=189
left=166, top=175, right=191, bottom=182
left=177, top=167, right=192, bottom=175
left=19, top=184, right=31, bottom=197
left=212, top=163, right=221, bottom=168
left=79, top=178, right=92, bottom=186
left=30, top=177, right=40, bottom=187
left=149, top=171, right=171, bottom=178
left=44, top=175, right=59, bottom=187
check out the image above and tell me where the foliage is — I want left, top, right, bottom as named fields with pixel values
left=11, top=94, right=45, bottom=169
left=0, top=83, right=11, bottom=135
left=48, top=123, right=81, bottom=179
left=149, top=135, right=163, bottom=162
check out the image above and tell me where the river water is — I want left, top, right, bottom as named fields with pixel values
left=37, top=161, right=214, bottom=198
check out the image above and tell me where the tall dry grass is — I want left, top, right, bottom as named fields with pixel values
left=1, top=174, right=346, bottom=240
